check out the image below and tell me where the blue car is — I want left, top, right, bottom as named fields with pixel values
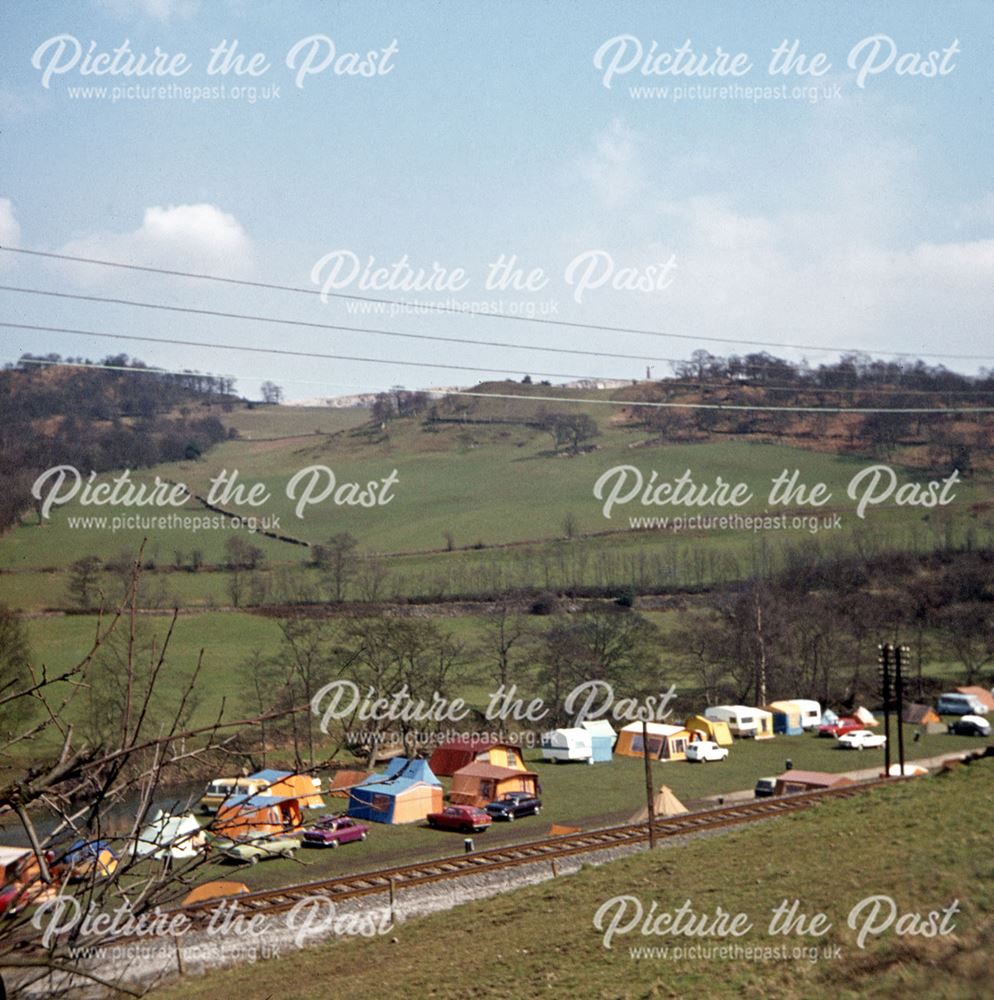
left=485, top=792, right=541, bottom=821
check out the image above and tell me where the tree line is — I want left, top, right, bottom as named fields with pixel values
left=0, top=355, right=236, bottom=532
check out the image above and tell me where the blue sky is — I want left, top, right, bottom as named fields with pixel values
left=1, top=0, right=992, bottom=399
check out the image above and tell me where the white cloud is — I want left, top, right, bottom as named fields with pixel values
left=566, top=118, right=994, bottom=366
left=97, top=0, right=197, bottom=22
left=61, top=203, right=253, bottom=280
left=577, top=119, right=645, bottom=210
left=0, top=198, right=20, bottom=249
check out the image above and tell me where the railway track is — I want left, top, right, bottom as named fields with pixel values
left=175, top=776, right=895, bottom=925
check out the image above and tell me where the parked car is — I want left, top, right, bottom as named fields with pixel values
left=485, top=791, right=542, bottom=821
left=199, top=777, right=267, bottom=814
left=426, top=806, right=492, bottom=833
left=754, top=777, right=777, bottom=798
left=686, top=740, right=729, bottom=763
left=948, top=715, right=991, bottom=737
left=937, top=693, right=989, bottom=716
left=0, top=884, right=23, bottom=917
left=818, top=717, right=864, bottom=738
left=302, top=815, right=369, bottom=848
left=212, top=832, right=302, bottom=864
left=838, top=730, right=887, bottom=750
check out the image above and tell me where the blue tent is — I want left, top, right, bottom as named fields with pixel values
left=347, top=758, right=442, bottom=824
left=580, top=719, right=616, bottom=762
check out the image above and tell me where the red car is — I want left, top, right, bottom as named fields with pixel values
left=817, top=717, right=864, bottom=738
left=427, top=806, right=492, bottom=833
left=301, top=815, right=369, bottom=848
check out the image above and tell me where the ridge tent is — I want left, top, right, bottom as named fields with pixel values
left=448, top=762, right=540, bottom=808
left=428, top=739, right=526, bottom=777
left=854, top=706, right=878, bottom=727
left=248, top=769, right=325, bottom=809
left=133, top=810, right=206, bottom=859
left=684, top=715, right=733, bottom=747
left=347, top=758, right=443, bottom=825
left=821, top=708, right=840, bottom=726
left=615, top=722, right=691, bottom=761
left=328, top=770, right=374, bottom=797
left=579, top=719, right=616, bottom=761
left=902, top=703, right=941, bottom=726
left=213, top=795, right=302, bottom=839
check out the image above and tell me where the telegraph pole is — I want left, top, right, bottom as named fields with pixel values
left=878, top=643, right=892, bottom=776
left=895, top=644, right=908, bottom=776
left=641, top=719, right=656, bottom=848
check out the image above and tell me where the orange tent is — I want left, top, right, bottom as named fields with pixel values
left=449, top=763, right=539, bottom=808
left=182, top=880, right=250, bottom=906
left=213, top=795, right=302, bottom=839
left=248, top=770, right=325, bottom=809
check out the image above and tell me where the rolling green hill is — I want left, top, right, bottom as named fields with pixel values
left=1, top=395, right=990, bottom=611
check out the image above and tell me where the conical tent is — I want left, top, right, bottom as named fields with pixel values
left=629, top=785, right=688, bottom=822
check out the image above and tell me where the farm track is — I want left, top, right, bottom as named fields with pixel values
left=173, top=777, right=895, bottom=925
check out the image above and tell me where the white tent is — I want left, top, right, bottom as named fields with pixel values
left=854, top=705, right=878, bottom=726
left=133, top=810, right=207, bottom=859
left=887, top=763, right=928, bottom=777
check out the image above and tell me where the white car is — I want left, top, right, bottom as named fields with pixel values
left=837, top=730, right=887, bottom=750
left=686, top=740, right=729, bottom=763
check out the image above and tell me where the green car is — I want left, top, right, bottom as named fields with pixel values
left=212, top=833, right=302, bottom=864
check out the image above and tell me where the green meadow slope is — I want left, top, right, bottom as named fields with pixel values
left=149, top=758, right=994, bottom=1000
left=1, top=398, right=990, bottom=609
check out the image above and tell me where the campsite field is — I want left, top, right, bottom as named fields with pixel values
left=181, top=730, right=983, bottom=894
left=151, top=755, right=994, bottom=1000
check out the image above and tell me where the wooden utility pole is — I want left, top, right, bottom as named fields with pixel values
left=878, top=643, right=892, bottom=776
left=641, top=719, right=656, bottom=849
left=895, top=644, right=908, bottom=776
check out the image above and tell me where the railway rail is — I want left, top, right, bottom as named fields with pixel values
left=176, top=776, right=896, bottom=925
left=5, top=776, right=899, bottom=958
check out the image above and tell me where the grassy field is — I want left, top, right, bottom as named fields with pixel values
left=16, top=609, right=976, bottom=754
left=157, top=728, right=988, bottom=895
left=2, top=402, right=991, bottom=610
left=150, top=754, right=994, bottom=1000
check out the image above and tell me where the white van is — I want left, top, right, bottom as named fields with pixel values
left=937, top=692, right=988, bottom=716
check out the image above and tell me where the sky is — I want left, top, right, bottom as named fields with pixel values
left=0, top=0, right=992, bottom=400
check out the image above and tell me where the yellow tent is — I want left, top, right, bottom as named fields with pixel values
left=685, top=715, right=733, bottom=746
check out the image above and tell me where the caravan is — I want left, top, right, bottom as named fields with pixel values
left=541, top=728, right=594, bottom=764
left=790, top=699, right=822, bottom=730
left=704, top=706, right=761, bottom=739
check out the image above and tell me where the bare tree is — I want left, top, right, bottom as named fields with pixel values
left=0, top=553, right=305, bottom=998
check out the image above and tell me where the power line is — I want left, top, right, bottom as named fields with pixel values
left=0, top=319, right=632, bottom=382
left=8, top=338, right=994, bottom=413
left=2, top=244, right=990, bottom=362
left=2, top=283, right=990, bottom=398
left=0, top=284, right=691, bottom=367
